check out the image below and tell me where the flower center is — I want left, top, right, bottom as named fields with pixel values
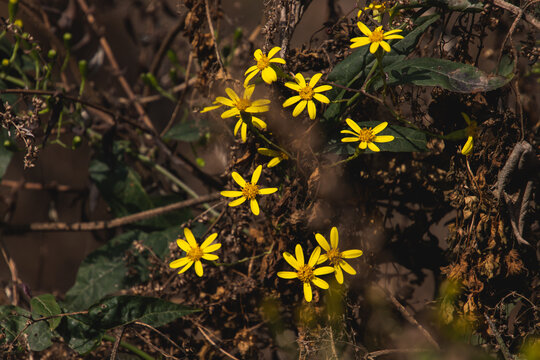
left=257, top=55, right=270, bottom=70
left=297, top=264, right=315, bottom=283
left=242, top=182, right=259, bottom=200
left=299, top=86, right=314, bottom=100
left=187, top=246, right=203, bottom=261
left=327, top=248, right=342, bottom=266
left=280, top=152, right=289, bottom=160
left=235, top=98, right=252, bottom=111
left=357, top=128, right=376, bottom=142
left=369, top=28, right=384, bottom=43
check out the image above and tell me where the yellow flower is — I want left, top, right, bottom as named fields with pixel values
left=257, top=147, right=289, bottom=167
left=461, top=112, right=477, bottom=156
left=169, top=228, right=221, bottom=277
left=357, top=1, right=387, bottom=18
left=200, top=85, right=270, bottom=118
left=221, top=165, right=278, bottom=216
left=234, top=115, right=267, bottom=143
left=350, top=22, right=403, bottom=53
left=341, top=118, right=394, bottom=152
left=277, top=244, right=335, bottom=302
left=315, top=227, right=363, bottom=284
left=282, top=73, right=332, bottom=120
left=244, top=47, right=286, bottom=85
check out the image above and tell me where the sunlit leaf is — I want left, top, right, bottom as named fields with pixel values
left=30, top=294, right=62, bottom=330
left=375, top=58, right=512, bottom=93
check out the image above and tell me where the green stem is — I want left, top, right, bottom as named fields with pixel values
left=102, top=334, right=155, bottom=360
left=375, top=50, right=388, bottom=98
left=0, top=72, right=26, bottom=87
left=327, top=148, right=362, bottom=168
left=135, top=153, right=220, bottom=217
left=240, top=112, right=292, bottom=159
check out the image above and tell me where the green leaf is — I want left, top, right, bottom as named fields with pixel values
left=30, top=294, right=61, bottom=330
left=164, top=120, right=206, bottom=142
left=63, top=230, right=141, bottom=311
left=89, top=159, right=154, bottom=218
left=56, top=314, right=104, bottom=354
left=26, top=320, right=53, bottom=351
left=0, top=305, right=29, bottom=343
left=64, top=227, right=183, bottom=311
left=430, top=0, right=483, bottom=11
left=334, top=121, right=427, bottom=154
left=88, top=295, right=198, bottom=329
left=0, top=305, right=53, bottom=351
left=323, top=14, right=440, bottom=121
left=376, top=58, right=512, bottom=93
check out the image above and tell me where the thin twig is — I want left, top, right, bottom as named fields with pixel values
left=378, top=285, right=440, bottom=350
left=491, top=0, right=540, bottom=30
left=4, top=193, right=221, bottom=232
left=76, top=0, right=157, bottom=133
left=365, top=348, right=431, bottom=359
left=1, top=179, right=84, bottom=192
left=204, top=0, right=227, bottom=75
left=484, top=313, right=514, bottom=360
left=196, top=324, right=240, bottom=360
left=134, top=321, right=185, bottom=356
left=110, top=326, right=126, bottom=360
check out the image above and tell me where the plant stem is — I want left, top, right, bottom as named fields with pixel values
left=102, top=334, right=155, bottom=360
left=240, top=112, right=292, bottom=159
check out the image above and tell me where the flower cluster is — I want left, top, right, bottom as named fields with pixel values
left=278, top=227, right=363, bottom=302
left=168, top=11, right=431, bottom=303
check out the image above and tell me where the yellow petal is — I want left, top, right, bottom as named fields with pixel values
left=308, top=246, right=321, bottom=267
left=225, top=88, right=239, bottom=102
left=342, top=249, right=363, bottom=258
left=169, top=257, right=190, bottom=269
left=250, top=199, right=260, bottom=215
left=243, top=85, right=255, bottom=100
left=257, top=147, right=279, bottom=157
left=317, top=254, right=328, bottom=264
left=261, top=67, right=277, bottom=84
left=221, top=190, right=243, bottom=198
left=461, top=136, right=474, bottom=155
left=303, top=282, right=313, bottom=302
left=339, top=260, right=357, bottom=275
left=228, top=196, right=247, bottom=207
left=203, top=243, right=221, bottom=253
left=292, top=100, right=307, bottom=117
left=178, top=260, right=194, bottom=274
left=346, top=118, right=362, bottom=133
left=341, top=137, right=360, bottom=143
left=267, top=157, right=281, bottom=168
left=268, top=46, right=281, bottom=59
left=367, top=142, right=381, bottom=152
left=283, top=95, right=301, bottom=107
left=369, top=42, right=379, bottom=54
left=295, top=244, right=305, bottom=265
left=251, top=165, right=262, bottom=184
left=312, top=277, right=329, bottom=289
left=200, top=233, right=218, bottom=249
left=184, top=228, right=197, bottom=248
left=313, top=85, right=332, bottom=93
left=330, top=227, right=339, bottom=248
left=294, top=73, right=306, bottom=87
left=194, top=261, right=203, bottom=277
left=374, top=135, right=394, bottom=143
left=176, top=239, right=192, bottom=253
left=372, top=121, right=388, bottom=135
left=315, top=234, right=331, bottom=251
left=357, top=21, right=372, bottom=36
left=232, top=172, right=246, bottom=187
left=335, top=266, right=344, bottom=284
left=309, top=73, right=322, bottom=87
left=277, top=271, right=298, bottom=279
left=313, top=93, right=330, bottom=104
left=202, top=253, right=218, bottom=261
left=258, top=187, right=278, bottom=195
left=283, top=251, right=300, bottom=270
left=379, top=40, right=391, bottom=52
left=307, top=100, right=317, bottom=120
